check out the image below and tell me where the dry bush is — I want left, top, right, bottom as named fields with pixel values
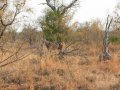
left=0, top=23, right=120, bottom=90
left=0, top=40, right=119, bottom=90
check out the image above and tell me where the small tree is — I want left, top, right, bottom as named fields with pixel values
left=40, top=0, right=79, bottom=51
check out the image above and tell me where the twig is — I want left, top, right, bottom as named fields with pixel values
left=0, top=53, right=30, bottom=68
left=0, top=43, right=23, bottom=65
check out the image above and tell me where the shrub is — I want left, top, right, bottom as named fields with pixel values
left=110, top=36, right=120, bottom=44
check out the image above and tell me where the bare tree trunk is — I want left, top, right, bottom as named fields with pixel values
left=99, top=15, right=113, bottom=61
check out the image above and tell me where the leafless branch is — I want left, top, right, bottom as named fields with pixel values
left=0, top=0, right=26, bottom=39
left=0, top=43, right=23, bottom=65
left=46, top=0, right=56, bottom=11
left=61, top=0, right=79, bottom=15
left=38, top=3, right=47, bottom=5
left=0, top=3, right=7, bottom=11
left=0, top=53, right=30, bottom=68
left=45, top=0, right=79, bottom=15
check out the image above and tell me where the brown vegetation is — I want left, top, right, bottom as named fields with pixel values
left=0, top=0, right=120, bottom=90
left=0, top=28, right=120, bottom=90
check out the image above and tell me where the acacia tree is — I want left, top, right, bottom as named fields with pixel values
left=40, top=0, right=79, bottom=51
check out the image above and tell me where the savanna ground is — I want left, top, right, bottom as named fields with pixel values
left=1, top=0, right=120, bottom=90
left=0, top=36, right=120, bottom=90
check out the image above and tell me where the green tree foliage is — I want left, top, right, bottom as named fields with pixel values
left=40, top=9, right=69, bottom=44
left=40, top=0, right=79, bottom=46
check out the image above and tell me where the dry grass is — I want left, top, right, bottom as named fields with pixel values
left=0, top=42, right=120, bottom=90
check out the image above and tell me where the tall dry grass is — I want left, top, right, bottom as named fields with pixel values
left=0, top=41, right=120, bottom=90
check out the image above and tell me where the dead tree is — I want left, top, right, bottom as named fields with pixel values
left=99, top=15, right=113, bottom=61
left=0, top=0, right=25, bottom=54
left=0, top=0, right=29, bottom=68
left=0, top=0, right=26, bottom=39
